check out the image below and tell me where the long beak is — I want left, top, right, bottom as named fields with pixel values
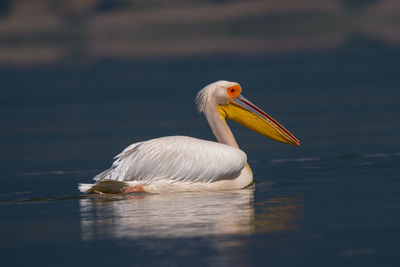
left=218, top=95, right=300, bottom=146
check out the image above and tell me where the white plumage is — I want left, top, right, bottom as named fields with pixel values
left=78, top=80, right=299, bottom=193
left=94, top=136, right=246, bottom=184
left=78, top=136, right=248, bottom=193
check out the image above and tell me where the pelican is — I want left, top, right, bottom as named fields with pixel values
left=78, top=81, right=300, bottom=194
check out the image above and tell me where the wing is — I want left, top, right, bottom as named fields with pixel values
left=93, top=136, right=247, bottom=184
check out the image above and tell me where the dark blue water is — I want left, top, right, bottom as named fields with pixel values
left=1, top=45, right=400, bottom=266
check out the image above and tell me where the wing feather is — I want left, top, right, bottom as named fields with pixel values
left=93, top=136, right=247, bottom=184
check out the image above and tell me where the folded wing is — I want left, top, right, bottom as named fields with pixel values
left=93, top=136, right=247, bottom=185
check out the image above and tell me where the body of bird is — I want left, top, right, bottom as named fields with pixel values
left=79, top=81, right=299, bottom=193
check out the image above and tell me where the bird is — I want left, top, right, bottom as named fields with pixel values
left=78, top=80, right=300, bottom=194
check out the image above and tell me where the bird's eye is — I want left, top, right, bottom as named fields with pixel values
left=227, top=85, right=242, bottom=98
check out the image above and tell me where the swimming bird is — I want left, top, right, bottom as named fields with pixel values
left=78, top=81, right=300, bottom=194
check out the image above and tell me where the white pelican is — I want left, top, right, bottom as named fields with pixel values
left=78, top=81, right=300, bottom=194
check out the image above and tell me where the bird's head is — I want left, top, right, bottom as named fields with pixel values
left=196, top=80, right=300, bottom=146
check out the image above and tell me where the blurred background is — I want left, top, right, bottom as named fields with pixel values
left=0, top=0, right=399, bottom=64
left=0, top=0, right=399, bottom=175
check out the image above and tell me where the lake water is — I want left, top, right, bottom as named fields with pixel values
left=1, top=44, right=400, bottom=266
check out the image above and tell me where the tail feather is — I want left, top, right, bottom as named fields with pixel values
left=78, top=183, right=94, bottom=193
left=78, top=180, right=129, bottom=194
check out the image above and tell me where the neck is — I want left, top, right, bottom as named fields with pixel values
left=204, top=105, right=239, bottom=148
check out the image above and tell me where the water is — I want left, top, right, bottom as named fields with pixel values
left=1, top=45, right=400, bottom=266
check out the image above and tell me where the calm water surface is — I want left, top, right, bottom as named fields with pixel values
left=1, top=46, right=400, bottom=266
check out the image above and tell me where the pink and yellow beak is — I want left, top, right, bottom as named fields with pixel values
left=218, top=91, right=300, bottom=146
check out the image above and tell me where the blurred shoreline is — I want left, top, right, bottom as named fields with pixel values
left=0, top=0, right=399, bottom=66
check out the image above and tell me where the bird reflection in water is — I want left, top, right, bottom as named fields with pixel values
left=79, top=189, right=303, bottom=240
